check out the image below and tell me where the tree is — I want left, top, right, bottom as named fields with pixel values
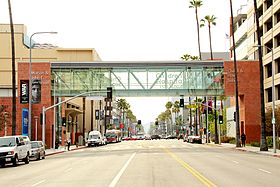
left=0, top=105, right=10, bottom=132
left=253, top=0, right=268, bottom=151
left=189, top=0, right=203, bottom=60
left=116, top=99, right=130, bottom=136
left=200, top=15, right=216, bottom=60
left=181, top=54, right=199, bottom=61
left=201, top=14, right=219, bottom=144
left=229, top=0, right=241, bottom=147
left=8, top=0, right=16, bottom=135
left=265, top=106, right=280, bottom=149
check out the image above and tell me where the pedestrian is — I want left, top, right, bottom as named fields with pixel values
left=67, top=138, right=71, bottom=151
left=241, top=133, right=246, bottom=147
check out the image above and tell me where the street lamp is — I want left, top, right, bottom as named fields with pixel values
left=254, top=45, right=276, bottom=153
left=28, top=32, right=57, bottom=140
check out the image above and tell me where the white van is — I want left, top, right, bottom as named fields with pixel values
left=87, top=131, right=102, bottom=147
left=0, top=136, right=31, bottom=167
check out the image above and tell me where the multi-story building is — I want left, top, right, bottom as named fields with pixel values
left=246, top=0, right=280, bottom=107
left=0, top=24, right=103, bottom=147
left=230, top=0, right=280, bottom=139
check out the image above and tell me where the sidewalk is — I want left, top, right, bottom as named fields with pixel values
left=207, top=142, right=280, bottom=158
left=45, top=145, right=86, bottom=156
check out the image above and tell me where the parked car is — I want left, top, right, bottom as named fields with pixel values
left=30, top=141, right=45, bottom=160
left=187, top=135, right=202, bottom=144
left=0, top=136, right=31, bottom=167
left=144, top=135, right=151, bottom=140
left=87, top=131, right=102, bottom=147
left=122, top=136, right=137, bottom=141
left=165, top=135, right=177, bottom=139
left=151, top=135, right=161, bottom=140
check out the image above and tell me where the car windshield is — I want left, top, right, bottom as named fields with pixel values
left=31, top=142, right=39, bottom=148
left=0, top=137, right=16, bottom=147
left=89, top=135, right=99, bottom=139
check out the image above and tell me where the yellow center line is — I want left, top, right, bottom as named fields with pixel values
left=164, top=148, right=217, bottom=187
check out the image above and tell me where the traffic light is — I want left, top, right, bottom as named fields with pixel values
left=107, top=87, right=112, bottom=99
left=219, top=115, right=223, bottom=124
left=233, top=112, right=236, bottom=122
left=138, top=120, right=141, bottom=124
left=208, top=100, right=213, bottom=114
left=62, top=117, right=66, bottom=126
left=180, top=99, right=184, bottom=107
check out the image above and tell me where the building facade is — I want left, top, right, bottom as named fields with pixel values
left=0, top=24, right=103, bottom=147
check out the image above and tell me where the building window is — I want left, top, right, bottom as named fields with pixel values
left=264, top=40, right=273, bottom=54
left=277, top=84, right=280, bottom=100
left=275, top=9, right=280, bottom=25
left=266, top=87, right=272, bottom=102
left=265, top=63, right=272, bottom=78
left=276, top=57, right=280, bottom=73
left=275, top=33, right=280, bottom=47
left=264, top=17, right=273, bottom=33
left=265, top=0, right=273, bottom=11
left=257, top=5, right=263, bottom=19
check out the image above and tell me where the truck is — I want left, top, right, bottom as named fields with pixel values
left=87, top=131, right=102, bottom=147
left=0, top=136, right=31, bottom=167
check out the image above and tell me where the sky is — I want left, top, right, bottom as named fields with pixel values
left=0, top=0, right=245, bottom=129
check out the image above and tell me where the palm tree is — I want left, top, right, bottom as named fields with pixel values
left=229, top=0, right=241, bottom=147
left=165, top=101, right=173, bottom=135
left=181, top=54, right=199, bottom=61
left=116, top=99, right=130, bottom=136
left=189, top=0, right=203, bottom=60
left=8, top=0, right=16, bottom=135
left=200, top=15, right=216, bottom=60
left=200, top=14, right=219, bottom=144
left=253, top=0, right=268, bottom=151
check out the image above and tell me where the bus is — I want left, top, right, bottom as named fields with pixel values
left=105, top=130, right=122, bottom=143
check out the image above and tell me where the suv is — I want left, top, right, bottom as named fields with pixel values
left=0, top=136, right=31, bottom=167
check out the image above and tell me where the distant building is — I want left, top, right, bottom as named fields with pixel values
left=0, top=24, right=103, bottom=147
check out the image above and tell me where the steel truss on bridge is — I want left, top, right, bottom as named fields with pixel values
left=51, top=61, right=224, bottom=97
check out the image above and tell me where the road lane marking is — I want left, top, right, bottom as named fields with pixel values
left=164, top=148, right=217, bottom=187
left=258, top=168, right=271, bottom=174
left=232, top=160, right=239, bottom=164
left=32, top=179, right=46, bottom=187
left=109, top=152, right=136, bottom=187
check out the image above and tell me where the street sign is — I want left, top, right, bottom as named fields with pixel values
left=186, top=104, right=198, bottom=109
left=86, top=96, right=104, bottom=101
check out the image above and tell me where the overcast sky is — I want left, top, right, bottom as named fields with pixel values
left=0, top=0, right=245, bottom=128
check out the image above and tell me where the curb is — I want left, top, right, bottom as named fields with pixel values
left=206, top=143, right=280, bottom=158
left=45, top=146, right=86, bottom=157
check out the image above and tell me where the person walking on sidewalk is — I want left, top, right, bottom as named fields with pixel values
left=241, top=133, right=246, bottom=147
left=67, top=138, right=71, bottom=151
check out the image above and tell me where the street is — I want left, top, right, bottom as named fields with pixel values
left=0, top=140, right=279, bottom=187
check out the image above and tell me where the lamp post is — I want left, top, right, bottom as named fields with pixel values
left=34, top=116, right=39, bottom=140
left=28, top=32, right=57, bottom=140
left=254, top=45, right=276, bottom=153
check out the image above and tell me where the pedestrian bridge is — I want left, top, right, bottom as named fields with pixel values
left=51, top=61, right=224, bottom=97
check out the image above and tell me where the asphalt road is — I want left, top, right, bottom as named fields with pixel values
left=0, top=140, right=279, bottom=187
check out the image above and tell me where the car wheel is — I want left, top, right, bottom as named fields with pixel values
left=13, top=155, right=18, bottom=167
left=37, top=153, right=40, bottom=160
left=24, top=154, right=30, bottom=164
left=0, top=163, right=5, bottom=168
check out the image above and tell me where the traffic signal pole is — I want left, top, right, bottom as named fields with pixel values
left=42, top=89, right=109, bottom=146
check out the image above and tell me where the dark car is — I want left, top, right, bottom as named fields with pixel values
left=151, top=135, right=161, bottom=140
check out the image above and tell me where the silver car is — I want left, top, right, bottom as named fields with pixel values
left=30, top=141, right=45, bottom=160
